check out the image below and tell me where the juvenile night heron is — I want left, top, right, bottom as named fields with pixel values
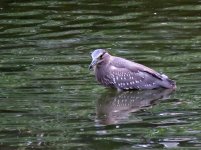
left=89, top=49, right=176, bottom=90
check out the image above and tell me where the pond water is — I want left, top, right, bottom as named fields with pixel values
left=0, top=0, right=201, bottom=149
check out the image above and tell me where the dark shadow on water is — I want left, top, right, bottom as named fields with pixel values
left=96, top=88, right=175, bottom=125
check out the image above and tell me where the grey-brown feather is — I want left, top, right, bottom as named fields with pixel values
left=96, top=55, right=175, bottom=90
left=111, top=56, right=164, bottom=80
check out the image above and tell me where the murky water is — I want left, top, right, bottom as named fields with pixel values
left=0, top=0, right=201, bottom=149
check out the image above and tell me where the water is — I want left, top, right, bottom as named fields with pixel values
left=0, top=0, right=201, bottom=149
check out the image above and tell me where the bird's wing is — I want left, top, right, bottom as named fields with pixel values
left=110, top=56, right=165, bottom=81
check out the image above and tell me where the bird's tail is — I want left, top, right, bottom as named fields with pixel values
left=160, top=74, right=176, bottom=89
left=164, top=78, right=176, bottom=89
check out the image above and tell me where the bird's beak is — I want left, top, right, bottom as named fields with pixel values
left=89, top=58, right=98, bottom=70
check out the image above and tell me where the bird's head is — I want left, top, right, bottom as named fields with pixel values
left=89, top=49, right=108, bottom=70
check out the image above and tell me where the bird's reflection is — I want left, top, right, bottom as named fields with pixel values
left=96, top=89, right=174, bottom=125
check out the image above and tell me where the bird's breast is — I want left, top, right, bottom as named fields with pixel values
left=95, top=65, right=114, bottom=87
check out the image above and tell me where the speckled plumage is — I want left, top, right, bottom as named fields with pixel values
left=89, top=49, right=176, bottom=90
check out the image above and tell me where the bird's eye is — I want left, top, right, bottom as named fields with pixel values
left=99, top=54, right=104, bottom=59
left=99, top=52, right=106, bottom=59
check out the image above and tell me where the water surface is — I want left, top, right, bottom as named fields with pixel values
left=0, top=0, right=201, bottom=149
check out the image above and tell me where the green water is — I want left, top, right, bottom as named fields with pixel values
left=0, top=0, right=201, bottom=149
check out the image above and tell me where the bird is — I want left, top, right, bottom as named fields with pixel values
left=89, top=49, right=176, bottom=91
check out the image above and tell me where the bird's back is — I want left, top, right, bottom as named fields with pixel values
left=104, top=56, right=176, bottom=90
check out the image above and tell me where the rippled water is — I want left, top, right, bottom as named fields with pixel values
left=0, top=0, right=201, bottom=149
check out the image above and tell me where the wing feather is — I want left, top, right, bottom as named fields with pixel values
left=110, top=56, right=164, bottom=81
left=105, top=56, right=171, bottom=90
